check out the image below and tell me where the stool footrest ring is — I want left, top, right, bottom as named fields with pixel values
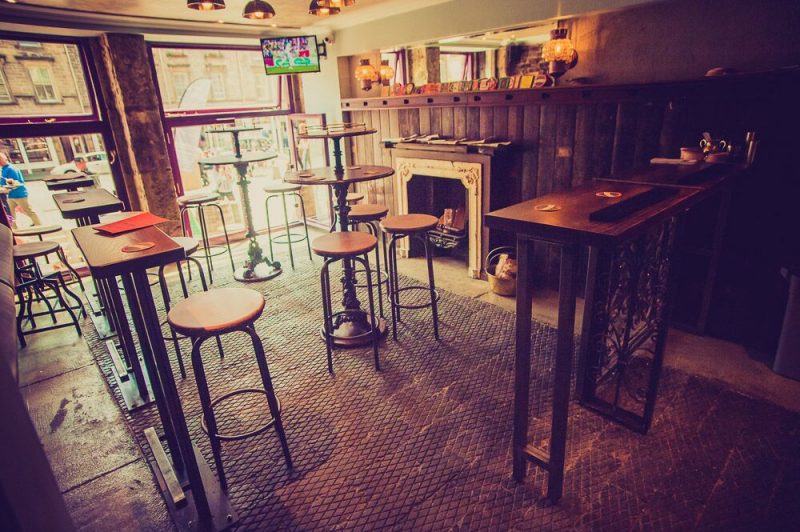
left=352, top=267, right=388, bottom=288
left=194, top=245, right=232, bottom=259
left=391, top=285, right=441, bottom=310
left=200, top=388, right=282, bottom=442
left=270, top=233, right=309, bottom=245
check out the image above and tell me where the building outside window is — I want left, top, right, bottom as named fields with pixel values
left=0, top=67, right=12, bottom=103
left=28, top=65, right=59, bottom=103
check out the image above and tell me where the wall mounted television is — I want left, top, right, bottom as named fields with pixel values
left=261, top=35, right=321, bottom=76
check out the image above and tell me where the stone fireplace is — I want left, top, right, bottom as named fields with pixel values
left=393, top=154, right=484, bottom=278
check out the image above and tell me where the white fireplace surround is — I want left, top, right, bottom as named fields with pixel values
left=394, top=157, right=483, bottom=278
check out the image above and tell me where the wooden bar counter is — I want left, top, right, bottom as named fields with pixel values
left=485, top=162, right=746, bottom=504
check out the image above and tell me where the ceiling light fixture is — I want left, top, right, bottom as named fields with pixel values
left=309, top=0, right=340, bottom=16
left=354, top=58, right=378, bottom=91
left=187, top=0, right=226, bottom=11
left=541, top=28, right=578, bottom=77
left=243, top=0, right=275, bottom=19
left=318, top=0, right=356, bottom=7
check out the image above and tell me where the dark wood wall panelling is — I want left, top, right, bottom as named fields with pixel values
left=342, top=71, right=800, bottom=350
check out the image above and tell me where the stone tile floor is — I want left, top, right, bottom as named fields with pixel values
left=19, top=239, right=800, bottom=531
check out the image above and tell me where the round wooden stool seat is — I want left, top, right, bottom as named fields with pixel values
left=349, top=203, right=389, bottom=222
left=13, top=224, right=62, bottom=237
left=346, top=192, right=365, bottom=204
left=312, top=232, right=377, bottom=258
left=13, top=241, right=61, bottom=260
left=178, top=192, right=220, bottom=206
left=173, top=236, right=200, bottom=255
left=263, top=182, right=301, bottom=194
left=380, top=214, right=438, bottom=234
left=168, top=288, right=265, bottom=336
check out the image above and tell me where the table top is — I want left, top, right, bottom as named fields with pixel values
left=284, top=165, right=394, bottom=186
left=298, top=128, right=377, bottom=141
left=44, top=173, right=95, bottom=191
left=485, top=181, right=700, bottom=248
left=53, top=188, right=124, bottom=219
left=595, top=161, right=746, bottom=190
left=199, top=151, right=277, bottom=166
left=72, top=224, right=184, bottom=279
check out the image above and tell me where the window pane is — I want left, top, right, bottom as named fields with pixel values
left=171, top=116, right=295, bottom=237
left=0, top=133, right=115, bottom=267
left=0, top=39, right=94, bottom=118
left=152, top=47, right=283, bottom=113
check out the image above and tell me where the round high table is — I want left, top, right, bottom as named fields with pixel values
left=286, top=164, right=394, bottom=347
left=198, top=151, right=282, bottom=282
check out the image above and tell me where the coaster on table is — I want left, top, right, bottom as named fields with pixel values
left=596, top=191, right=623, bottom=198
left=121, top=242, right=155, bottom=253
left=297, top=171, right=314, bottom=178
left=349, top=166, right=361, bottom=170
left=61, top=198, right=85, bottom=204
left=534, top=203, right=561, bottom=212
left=362, top=170, right=377, bottom=176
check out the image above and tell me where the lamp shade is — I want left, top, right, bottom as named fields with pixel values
left=317, top=0, right=355, bottom=6
left=355, top=58, right=379, bottom=90
left=541, top=28, right=575, bottom=63
left=187, top=0, right=226, bottom=11
left=243, top=0, right=275, bottom=19
left=309, top=0, right=340, bottom=15
left=378, top=59, right=395, bottom=82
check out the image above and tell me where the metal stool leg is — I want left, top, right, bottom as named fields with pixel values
left=47, top=279, right=82, bottom=337
left=320, top=258, right=335, bottom=373
left=280, top=192, right=296, bottom=269
left=356, top=254, right=380, bottom=370
left=367, top=222, right=385, bottom=319
left=209, top=203, right=236, bottom=274
left=423, top=233, right=440, bottom=340
left=295, top=192, right=313, bottom=261
left=245, top=324, right=293, bottom=470
left=388, top=235, right=400, bottom=340
left=198, top=205, right=213, bottom=284
left=57, top=248, right=85, bottom=293
left=57, top=271, right=86, bottom=318
left=158, top=264, right=186, bottom=379
left=15, top=285, right=27, bottom=348
left=265, top=195, right=275, bottom=262
left=190, top=335, right=228, bottom=491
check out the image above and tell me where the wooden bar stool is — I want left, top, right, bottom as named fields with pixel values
left=156, top=236, right=222, bottom=378
left=167, top=287, right=292, bottom=491
left=311, top=232, right=380, bottom=372
left=263, top=182, right=312, bottom=269
left=349, top=204, right=389, bottom=318
left=380, top=214, right=441, bottom=341
left=178, top=192, right=235, bottom=284
left=13, top=241, right=86, bottom=347
left=13, top=225, right=62, bottom=264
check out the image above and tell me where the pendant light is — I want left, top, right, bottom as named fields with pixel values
left=309, top=0, right=340, bottom=16
left=243, top=0, right=275, bottom=19
left=318, top=0, right=356, bottom=7
left=187, top=0, right=226, bottom=11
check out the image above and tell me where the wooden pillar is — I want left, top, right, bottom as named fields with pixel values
left=89, top=33, right=180, bottom=233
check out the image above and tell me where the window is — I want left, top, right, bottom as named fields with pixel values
left=440, top=52, right=474, bottom=83
left=380, top=50, right=407, bottom=86
left=0, top=38, right=96, bottom=121
left=209, top=70, right=226, bottom=101
left=0, top=68, right=11, bottom=103
left=28, top=66, right=59, bottom=103
left=151, top=45, right=286, bottom=114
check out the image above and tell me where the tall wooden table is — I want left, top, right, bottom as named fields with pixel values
left=286, top=164, right=393, bottom=346
left=54, top=188, right=124, bottom=338
left=43, top=172, right=96, bottom=192
left=72, top=224, right=236, bottom=531
left=486, top=180, right=703, bottom=504
left=198, top=151, right=281, bottom=282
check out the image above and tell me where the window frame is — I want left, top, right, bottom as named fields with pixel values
left=28, top=64, right=60, bottom=104
left=0, top=32, right=102, bottom=125
left=0, top=65, right=13, bottom=104
left=148, top=42, right=288, bottom=119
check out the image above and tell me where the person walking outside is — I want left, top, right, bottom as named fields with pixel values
left=0, top=151, right=42, bottom=228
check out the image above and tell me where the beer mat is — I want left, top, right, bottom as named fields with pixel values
left=45, top=172, right=89, bottom=181
left=297, top=171, right=314, bottom=177
left=534, top=204, right=561, bottom=212
left=362, top=170, right=378, bottom=176
left=121, top=242, right=155, bottom=253
left=61, top=198, right=85, bottom=203
left=94, top=212, right=168, bottom=235
left=596, top=191, right=623, bottom=198
left=650, top=157, right=698, bottom=165
left=348, top=166, right=362, bottom=170
left=589, top=187, right=678, bottom=222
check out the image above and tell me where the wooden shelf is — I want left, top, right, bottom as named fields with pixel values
left=341, top=69, right=800, bottom=111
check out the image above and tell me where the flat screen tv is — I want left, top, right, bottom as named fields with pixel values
left=261, top=35, right=321, bottom=75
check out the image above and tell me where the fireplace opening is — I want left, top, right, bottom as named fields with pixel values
left=406, top=174, right=469, bottom=264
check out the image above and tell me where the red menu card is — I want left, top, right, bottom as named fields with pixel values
left=94, top=212, right=169, bottom=235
